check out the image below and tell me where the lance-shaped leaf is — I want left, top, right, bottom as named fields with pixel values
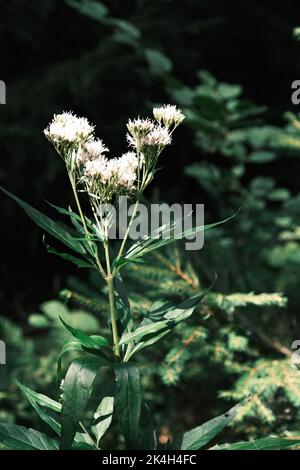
left=0, top=185, right=85, bottom=255
left=119, top=292, right=205, bottom=349
left=17, top=382, right=61, bottom=436
left=60, top=316, right=110, bottom=349
left=115, top=213, right=236, bottom=270
left=91, top=396, right=114, bottom=446
left=47, top=245, right=95, bottom=269
left=138, top=402, right=157, bottom=450
left=175, top=403, right=242, bottom=450
left=16, top=382, right=95, bottom=447
left=0, top=424, right=58, bottom=450
left=60, top=356, right=106, bottom=449
left=114, top=363, right=141, bottom=449
left=210, top=436, right=300, bottom=450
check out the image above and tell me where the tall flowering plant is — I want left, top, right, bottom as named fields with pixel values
left=2, top=105, right=299, bottom=451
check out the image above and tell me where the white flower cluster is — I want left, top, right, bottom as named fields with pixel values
left=83, top=151, right=138, bottom=191
left=143, top=125, right=171, bottom=147
left=44, top=112, right=94, bottom=146
left=127, top=118, right=154, bottom=138
left=127, top=117, right=171, bottom=150
left=76, top=138, right=109, bottom=165
left=44, top=104, right=184, bottom=203
left=153, top=104, right=185, bottom=128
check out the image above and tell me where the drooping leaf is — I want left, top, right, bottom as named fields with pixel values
left=116, top=214, right=236, bottom=270
left=211, top=436, right=300, bottom=450
left=47, top=246, right=95, bottom=269
left=178, top=403, right=241, bottom=450
left=139, top=403, right=157, bottom=450
left=0, top=424, right=58, bottom=450
left=60, top=356, right=105, bottom=449
left=91, top=396, right=114, bottom=446
left=16, top=382, right=94, bottom=446
left=16, top=381, right=61, bottom=412
left=46, top=201, right=98, bottom=251
left=114, top=363, right=141, bottom=449
left=57, top=341, right=85, bottom=378
left=119, top=292, right=205, bottom=349
left=60, top=316, right=110, bottom=349
left=0, top=185, right=85, bottom=255
left=17, top=382, right=61, bottom=435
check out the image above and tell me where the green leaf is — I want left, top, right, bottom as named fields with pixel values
left=178, top=403, right=241, bottom=450
left=16, top=382, right=94, bottom=446
left=57, top=341, right=85, bottom=378
left=60, top=316, right=110, bottom=349
left=139, top=403, right=157, bottom=450
left=268, top=188, right=290, bottom=202
left=28, top=314, right=51, bottom=328
left=114, top=363, right=141, bottom=449
left=66, top=0, right=108, bottom=23
left=0, top=424, right=58, bottom=450
left=119, top=292, right=205, bottom=349
left=127, top=329, right=171, bottom=359
left=91, top=396, right=114, bottom=446
left=72, top=441, right=96, bottom=450
left=145, top=48, right=172, bottom=75
left=61, top=356, right=105, bottom=449
left=47, top=245, right=95, bottom=269
left=110, top=19, right=141, bottom=39
left=248, top=150, right=276, bottom=163
left=46, top=201, right=98, bottom=250
left=117, top=214, right=235, bottom=270
left=16, top=382, right=61, bottom=435
left=0, top=185, right=85, bottom=255
left=115, top=276, right=131, bottom=333
left=211, top=436, right=300, bottom=450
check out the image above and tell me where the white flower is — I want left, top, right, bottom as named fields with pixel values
left=153, top=105, right=185, bottom=128
left=76, top=138, right=109, bottom=165
left=142, top=125, right=171, bottom=147
left=84, top=156, right=111, bottom=184
left=83, top=152, right=138, bottom=192
left=119, top=152, right=139, bottom=170
left=127, top=118, right=155, bottom=138
left=44, top=112, right=95, bottom=146
left=106, top=156, right=137, bottom=190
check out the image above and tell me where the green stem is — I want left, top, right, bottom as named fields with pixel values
left=104, top=241, right=121, bottom=359
left=68, top=172, right=106, bottom=279
left=113, top=198, right=140, bottom=275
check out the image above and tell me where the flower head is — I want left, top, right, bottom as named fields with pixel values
left=127, top=118, right=155, bottom=139
left=153, top=105, right=185, bottom=128
left=82, top=151, right=139, bottom=203
left=84, top=156, right=111, bottom=184
left=76, top=138, right=109, bottom=165
left=142, top=125, right=171, bottom=148
left=44, top=112, right=95, bottom=147
left=114, top=152, right=139, bottom=189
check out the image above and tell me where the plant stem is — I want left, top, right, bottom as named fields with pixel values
left=79, top=421, right=99, bottom=449
left=104, top=241, right=121, bottom=359
left=68, top=172, right=106, bottom=278
left=113, top=198, right=140, bottom=274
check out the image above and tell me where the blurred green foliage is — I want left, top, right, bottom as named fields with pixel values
left=1, top=0, right=300, bottom=446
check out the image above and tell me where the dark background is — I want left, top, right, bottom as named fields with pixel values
left=0, top=0, right=299, bottom=321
